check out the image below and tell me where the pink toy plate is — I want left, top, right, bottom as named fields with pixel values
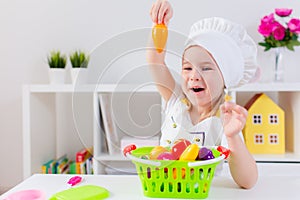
left=4, top=189, right=46, bottom=200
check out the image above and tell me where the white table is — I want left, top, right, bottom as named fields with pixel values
left=2, top=163, right=300, bottom=200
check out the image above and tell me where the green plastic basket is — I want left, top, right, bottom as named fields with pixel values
left=127, top=146, right=224, bottom=199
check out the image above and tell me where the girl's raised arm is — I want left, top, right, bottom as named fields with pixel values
left=147, top=0, right=175, bottom=102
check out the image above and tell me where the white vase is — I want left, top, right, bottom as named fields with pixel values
left=70, top=68, right=88, bottom=84
left=48, top=68, right=65, bottom=84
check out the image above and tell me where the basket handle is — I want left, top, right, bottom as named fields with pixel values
left=123, top=144, right=162, bottom=167
left=126, top=153, right=162, bottom=167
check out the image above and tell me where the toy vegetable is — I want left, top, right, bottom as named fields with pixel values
left=171, top=139, right=191, bottom=160
left=123, top=144, right=137, bottom=156
left=217, top=146, right=230, bottom=159
left=152, top=24, right=168, bottom=53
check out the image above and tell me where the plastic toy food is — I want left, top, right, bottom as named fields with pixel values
left=179, top=144, right=199, bottom=161
left=198, top=147, right=214, bottom=160
left=67, top=176, right=82, bottom=186
left=123, top=144, right=137, bottom=156
left=224, top=89, right=232, bottom=102
left=49, top=185, right=109, bottom=200
left=126, top=145, right=226, bottom=199
left=172, top=168, right=186, bottom=179
left=217, top=146, right=230, bottom=159
left=149, top=146, right=168, bottom=160
left=171, top=139, right=191, bottom=160
left=224, top=93, right=232, bottom=102
left=212, top=148, right=221, bottom=158
left=152, top=24, right=168, bottom=53
left=157, top=152, right=175, bottom=160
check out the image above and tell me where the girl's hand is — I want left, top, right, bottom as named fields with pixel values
left=150, top=0, right=173, bottom=25
left=220, top=101, right=248, bottom=138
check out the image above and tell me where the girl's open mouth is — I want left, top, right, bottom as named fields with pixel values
left=191, top=87, right=204, bottom=93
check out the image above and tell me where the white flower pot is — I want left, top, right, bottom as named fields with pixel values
left=48, top=68, right=65, bottom=84
left=70, top=68, right=88, bottom=84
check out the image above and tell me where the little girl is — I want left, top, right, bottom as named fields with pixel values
left=147, top=0, right=258, bottom=189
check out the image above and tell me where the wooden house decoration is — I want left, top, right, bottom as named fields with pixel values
left=243, top=93, right=285, bottom=154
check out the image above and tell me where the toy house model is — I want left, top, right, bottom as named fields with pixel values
left=243, top=93, right=285, bottom=154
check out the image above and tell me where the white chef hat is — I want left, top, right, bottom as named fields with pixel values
left=185, top=17, right=259, bottom=88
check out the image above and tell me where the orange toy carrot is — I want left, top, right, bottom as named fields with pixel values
left=152, top=24, right=168, bottom=53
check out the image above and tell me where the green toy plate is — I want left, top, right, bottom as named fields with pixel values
left=49, top=185, right=109, bottom=200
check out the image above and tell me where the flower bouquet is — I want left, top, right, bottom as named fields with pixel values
left=258, top=8, right=300, bottom=51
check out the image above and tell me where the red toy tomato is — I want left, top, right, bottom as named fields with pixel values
left=171, top=139, right=191, bottom=160
left=152, top=24, right=168, bottom=53
left=217, top=146, right=230, bottom=159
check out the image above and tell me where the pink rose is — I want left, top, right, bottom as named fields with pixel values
left=258, top=22, right=273, bottom=37
left=275, top=8, right=292, bottom=17
left=261, top=13, right=274, bottom=23
left=288, top=18, right=300, bottom=34
left=272, top=24, right=286, bottom=40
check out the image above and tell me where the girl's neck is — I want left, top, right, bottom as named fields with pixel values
left=188, top=93, right=224, bottom=125
left=189, top=105, right=211, bottom=125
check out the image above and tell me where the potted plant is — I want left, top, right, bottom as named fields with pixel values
left=69, top=50, right=90, bottom=84
left=47, top=50, right=67, bottom=84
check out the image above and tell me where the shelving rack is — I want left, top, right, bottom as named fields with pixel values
left=22, top=82, right=300, bottom=178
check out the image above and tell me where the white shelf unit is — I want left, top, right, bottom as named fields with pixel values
left=22, top=84, right=158, bottom=178
left=22, top=82, right=300, bottom=178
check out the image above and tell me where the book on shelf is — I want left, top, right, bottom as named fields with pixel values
left=69, top=161, right=77, bottom=174
left=75, top=147, right=93, bottom=174
left=98, top=93, right=120, bottom=155
left=42, top=154, right=70, bottom=174
left=76, top=147, right=92, bottom=163
left=41, top=148, right=93, bottom=174
left=42, top=159, right=56, bottom=174
left=98, top=98, right=108, bottom=153
left=55, top=154, right=69, bottom=174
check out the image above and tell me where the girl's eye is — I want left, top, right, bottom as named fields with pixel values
left=202, top=67, right=212, bottom=71
left=183, top=66, right=192, bottom=71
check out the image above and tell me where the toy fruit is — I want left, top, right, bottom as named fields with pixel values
left=149, top=146, right=168, bottom=160
left=212, top=148, right=221, bottom=158
left=224, top=94, right=232, bottom=102
left=172, top=168, right=186, bottom=179
left=157, top=152, right=175, bottom=160
left=217, top=146, right=230, bottom=159
left=198, top=147, right=214, bottom=160
left=171, top=139, right=191, bottom=160
left=123, top=144, right=137, bottom=156
left=67, top=176, right=82, bottom=186
left=152, top=23, right=168, bottom=53
left=179, top=144, right=199, bottom=161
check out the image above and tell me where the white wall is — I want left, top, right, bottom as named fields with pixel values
left=1, top=0, right=300, bottom=192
